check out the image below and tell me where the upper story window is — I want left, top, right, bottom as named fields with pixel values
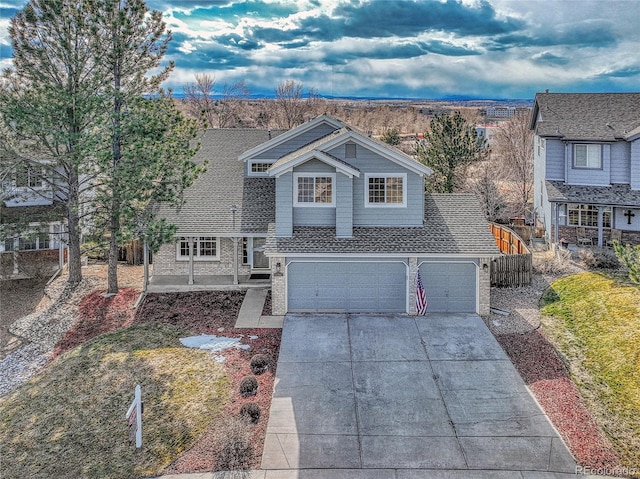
left=365, top=173, right=406, bottom=207
left=294, top=173, right=335, bottom=206
left=574, top=144, right=601, bottom=169
left=15, top=164, right=43, bottom=188
left=249, top=160, right=272, bottom=176
left=176, top=236, right=219, bottom=261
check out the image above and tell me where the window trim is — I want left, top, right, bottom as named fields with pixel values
left=293, top=173, right=336, bottom=207
left=364, top=173, right=407, bottom=208
left=567, top=204, right=611, bottom=228
left=176, top=236, right=220, bottom=261
left=248, top=159, right=273, bottom=176
left=15, top=164, right=44, bottom=189
left=573, top=144, right=602, bottom=170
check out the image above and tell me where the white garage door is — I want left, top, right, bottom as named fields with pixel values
left=287, top=261, right=407, bottom=313
left=419, top=262, right=477, bottom=313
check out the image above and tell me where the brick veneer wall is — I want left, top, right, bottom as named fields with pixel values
left=152, top=238, right=252, bottom=277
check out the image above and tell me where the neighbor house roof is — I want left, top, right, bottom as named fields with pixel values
left=155, top=128, right=284, bottom=236
left=530, top=92, right=640, bottom=141
left=266, top=194, right=500, bottom=256
left=545, top=180, right=640, bottom=208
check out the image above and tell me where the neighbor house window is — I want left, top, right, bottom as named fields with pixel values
left=176, top=236, right=219, bottom=261
left=19, top=236, right=37, bottom=250
left=294, top=173, right=335, bottom=206
left=15, top=164, right=43, bottom=188
left=366, top=174, right=406, bottom=206
left=249, top=161, right=272, bottom=175
left=567, top=204, right=611, bottom=228
left=574, top=144, right=601, bottom=169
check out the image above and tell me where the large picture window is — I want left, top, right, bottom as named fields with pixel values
left=567, top=204, right=611, bottom=228
left=574, top=144, right=601, bottom=169
left=176, top=236, right=219, bottom=261
left=365, top=174, right=406, bottom=206
left=294, top=174, right=334, bottom=206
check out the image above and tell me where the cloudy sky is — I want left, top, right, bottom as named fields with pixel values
left=1, top=0, right=639, bottom=99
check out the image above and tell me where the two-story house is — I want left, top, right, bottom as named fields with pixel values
left=530, top=92, right=640, bottom=247
left=153, top=115, right=499, bottom=315
left=0, top=159, right=66, bottom=277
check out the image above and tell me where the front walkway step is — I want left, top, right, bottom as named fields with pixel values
left=235, top=289, right=268, bottom=328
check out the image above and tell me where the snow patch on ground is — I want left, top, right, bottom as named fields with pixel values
left=180, top=334, right=251, bottom=352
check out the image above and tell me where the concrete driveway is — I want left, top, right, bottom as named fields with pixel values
left=262, top=314, right=578, bottom=477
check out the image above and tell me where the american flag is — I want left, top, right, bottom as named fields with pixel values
left=416, top=271, right=427, bottom=315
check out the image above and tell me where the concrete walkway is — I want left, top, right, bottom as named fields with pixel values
left=261, top=314, right=580, bottom=476
left=234, top=288, right=284, bottom=329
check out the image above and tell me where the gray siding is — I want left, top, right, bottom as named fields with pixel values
left=275, top=171, right=293, bottom=236
left=566, top=143, right=610, bottom=186
left=610, top=141, right=631, bottom=184
left=326, top=145, right=424, bottom=226
left=545, top=139, right=565, bottom=180
left=258, top=123, right=336, bottom=160
left=291, top=159, right=337, bottom=227
left=533, top=136, right=546, bottom=218
left=336, top=174, right=353, bottom=237
left=632, top=139, right=640, bottom=190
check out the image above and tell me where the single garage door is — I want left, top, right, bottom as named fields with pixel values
left=419, top=262, right=477, bottom=313
left=287, top=261, right=407, bottom=313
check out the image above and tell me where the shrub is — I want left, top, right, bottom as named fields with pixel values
left=614, top=241, right=640, bottom=284
left=239, top=402, right=261, bottom=424
left=533, top=249, right=572, bottom=276
left=250, top=354, right=269, bottom=375
left=214, top=416, right=253, bottom=471
left=239, top=375, right=258, bottom=397
left=578, top=247, right=620, bottom=270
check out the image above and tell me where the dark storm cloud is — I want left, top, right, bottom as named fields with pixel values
left=243, top=0, right=524, bottom=46
left=531, top=52, right=569, bottom=66
left=167, top=32, right=252, bottom=70
left=593, top=65, right=640, bottom=79
left=491, top=19, right=618, bottom=50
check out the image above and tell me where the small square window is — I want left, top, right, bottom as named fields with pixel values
left=294, top=174, right=334, bottom=205
left=574, top=144, right=601, bottom=169
left=250, top=162, right=271, bottom=174
left=366, top=174, right=405, bottom=206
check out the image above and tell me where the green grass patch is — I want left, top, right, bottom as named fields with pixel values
left=0, top=323, right=230, bottom=479
left=541, top=271, right=640, bottom=467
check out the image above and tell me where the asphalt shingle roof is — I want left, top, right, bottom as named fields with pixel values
left=532, top=92, right=640, bottom=141
left=155, top=128, right=284, bottom=236
left=546, top=180, right=640, bottom=208
left=266, top=194, right=500, bottom=256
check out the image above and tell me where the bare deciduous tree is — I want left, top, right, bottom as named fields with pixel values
left=465, top=155, right=507, bottom=222
left=494, top=112, right=534, bottom=217
left=184, top=74, right=250, bottom=128
left=274, top=80, right=320, bottom=129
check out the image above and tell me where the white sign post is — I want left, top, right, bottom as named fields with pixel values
left=125, top=384, right=142, bottom=448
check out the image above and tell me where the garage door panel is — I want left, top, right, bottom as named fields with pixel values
left=419, top=261, right=477, bottom=313
left=288, top=261, right=406, bottom=313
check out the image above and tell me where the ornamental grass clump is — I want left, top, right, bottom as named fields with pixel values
left=250, top=354, right=270, bottom=375
left=239, top=402, right=261, bottom=424
left=239, top=375, right=258, bottom=397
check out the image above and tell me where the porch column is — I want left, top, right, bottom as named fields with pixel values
left=554, top=203, right=560, bottom=245
left=143, top=238, right=149, bottom=293
left=188, top=237, right=194, bottom=285
left=597, top=207, right=605, bottom=247
left=232, top=236, right=239, bottom=285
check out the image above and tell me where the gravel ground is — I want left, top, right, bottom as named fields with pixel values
left=0, top=263, right=143, bottom=397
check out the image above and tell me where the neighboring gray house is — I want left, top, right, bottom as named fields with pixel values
left=153, top=115, right=499, bottom=315
left=530, top=92, right=640, bottom=247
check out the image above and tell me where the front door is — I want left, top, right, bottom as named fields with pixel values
left=252, top=237, right=269, bottom=269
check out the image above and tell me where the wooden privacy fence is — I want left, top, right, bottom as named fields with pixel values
left=490, top=223, right=532, bottom=287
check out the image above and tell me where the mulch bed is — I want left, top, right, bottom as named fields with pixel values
left=51, top=287, right=281, bottom=473
left=496, top=329, right=621, bottom=471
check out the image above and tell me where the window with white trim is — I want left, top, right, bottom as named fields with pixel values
left=567, top=204, right=611, bottom=228
left=176, top=236, right=219, bottom=261
left=294, top=173, right=334, bottom=206
left=15, top=164, right=43, bottom=188
left=249, top=161, right=272, bottom=175
left=365, top=174, right=406, bottom=206
left=574, top=144, right=601, bottom=169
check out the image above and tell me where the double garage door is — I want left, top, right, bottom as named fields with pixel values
left=286, top=260, right=478, bottom=314
left=287, top=261, right=407, bottom=313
